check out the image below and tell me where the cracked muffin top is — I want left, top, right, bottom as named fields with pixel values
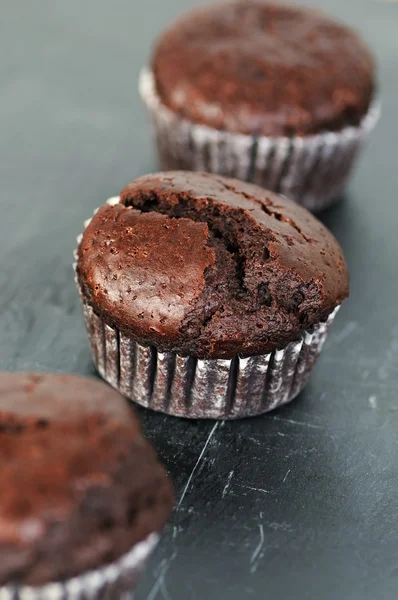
left=151, top=1, right=375, bottom=136
left=76, top=172, right=349, bottom=359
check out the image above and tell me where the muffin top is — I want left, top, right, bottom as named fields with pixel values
left=151, top=1, right=375, bottom=136
left=0, top=373, right=173, bottom=585
left=77, top=172, right=349, bottom=359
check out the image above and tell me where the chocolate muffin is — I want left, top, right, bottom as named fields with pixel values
left=139, top=1, right=379, bottom=211
left=0, top=373, right=173, bottom=598
left=75, top=172, right=349, bottom=419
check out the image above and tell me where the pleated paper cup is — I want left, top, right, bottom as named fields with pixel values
left=74, top=201, right=339, bottom=419
left=0, top=533, right=158, bottom=600
left=139, top=67, right=380, bottom=212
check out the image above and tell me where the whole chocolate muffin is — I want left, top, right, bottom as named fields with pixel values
left=0, top=373, right=173, bottom=598
left=140, top=1, right=379, bottom=210
left=76, top=172, right=349, bottom=419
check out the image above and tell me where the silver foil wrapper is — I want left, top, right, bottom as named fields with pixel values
left=0, top=533, right=158, bottom=600
left=139, top=67, right=380, bottom=212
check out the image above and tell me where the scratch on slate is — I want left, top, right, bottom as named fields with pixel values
left=147, top=551, right=177, bottom=600
left=222, top=470, right=235, bottom=498
left=250, top=524, right=265, bottom=573
left=269, top=415, right=323, bottom=430
left=177, top=422, right=219, bottom=510
left=147, top=576, right=162, bottom=600
left=242, top=485, right=271, bottom=495
left=147, top=573, right=169, bottom=600
left=331, top=321, right=358, bottom=345
left=160, top=580, right=172, bottom=600
left=283, top=469, right=291, bottom=483
left=248, top=436, right=261, bottom=445
left=368, top=395, right=378, bottom=409
left=269, top=522, right=292, bottom=532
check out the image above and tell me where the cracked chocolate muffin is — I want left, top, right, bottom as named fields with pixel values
left=140, top=1, right=379, bottom=211
left=0, top=373, right=173, bottom=596
left=76, top=172, right=349, bottom=419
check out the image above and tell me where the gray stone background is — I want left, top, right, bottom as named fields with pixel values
left=0, top=1, right=397, bottom=599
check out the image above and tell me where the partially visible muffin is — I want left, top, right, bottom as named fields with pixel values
left=140, top=1, right=379, bottom=210
left=0, top=373, right=173, bottom=597
left=76, top=171, right=349, bottom=418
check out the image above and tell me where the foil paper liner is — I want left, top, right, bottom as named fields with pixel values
left=139, top=67, right=380, bottom=212
left=0, top=533, right=158, bottom=600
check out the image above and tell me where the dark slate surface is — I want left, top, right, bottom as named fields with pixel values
left=1, top=1, right=397, bottom=599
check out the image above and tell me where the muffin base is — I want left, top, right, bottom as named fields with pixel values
left=1, top=533, right=158, bottom=600
left=139, top=68, right=380, bottom=212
